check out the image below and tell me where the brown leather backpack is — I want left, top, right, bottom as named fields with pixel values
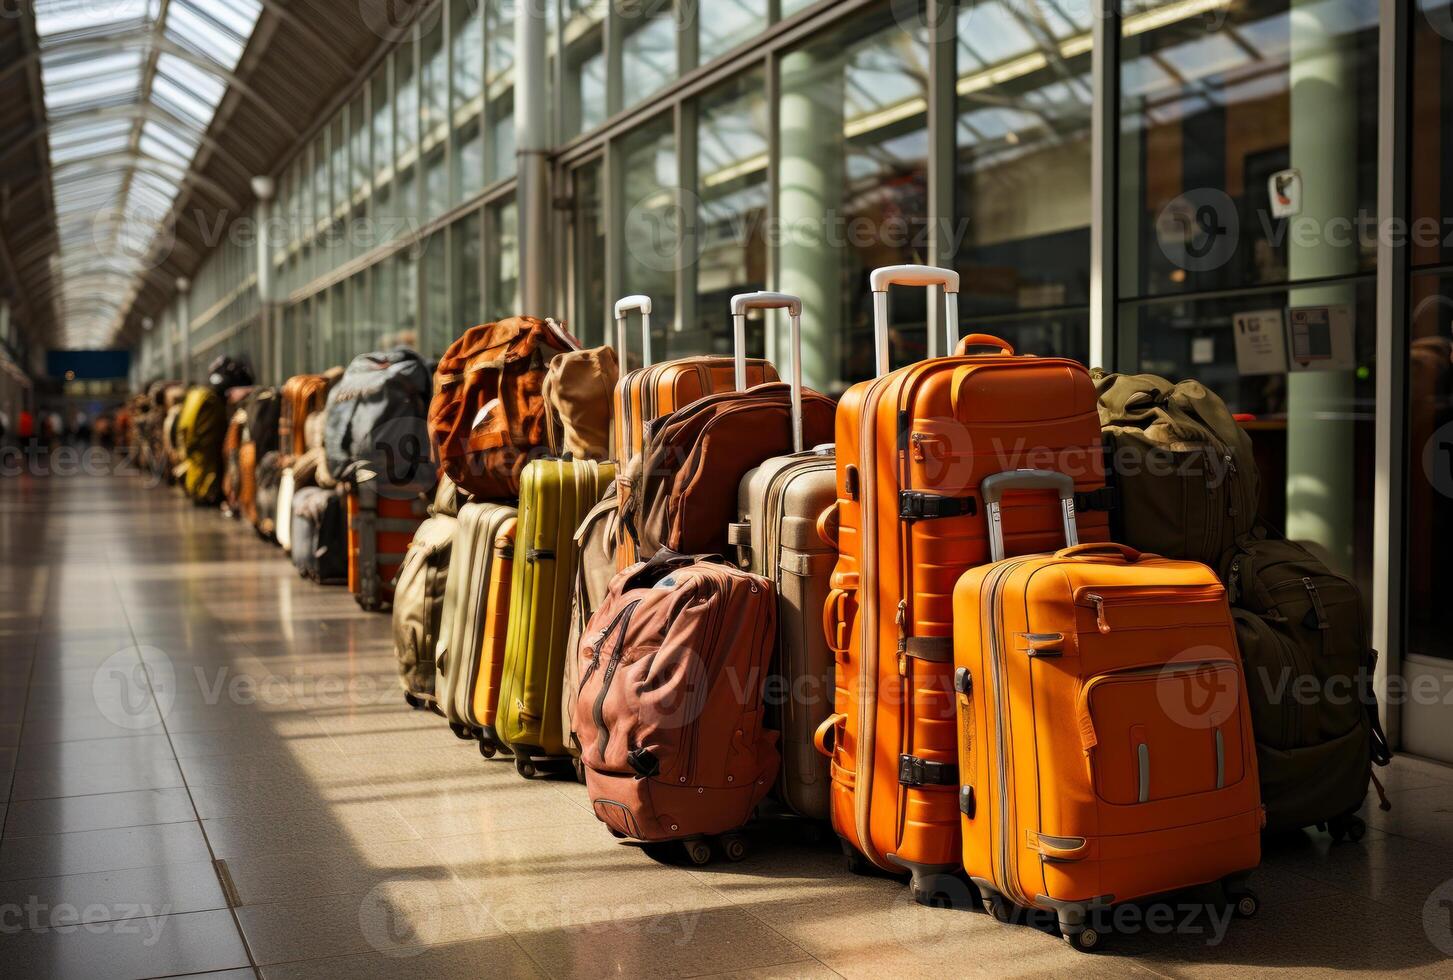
left=618, top=382, right=835, bottom=559
left=428, top=316, right=579, bottom=499
left=543, top=345, right=619, bottom=461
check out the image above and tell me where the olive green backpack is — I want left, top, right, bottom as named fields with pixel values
left=1093, top=370, right=1260, bottom=566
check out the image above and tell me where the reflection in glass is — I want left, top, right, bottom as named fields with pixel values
left=572, top=160, right=607, bottom=346
left=452, top=0, right=484, bottom=203
left=487, top=0, right=517, bottom=182
left=1409, top=272, right=1453, bottom=658
left=452, top=211, right=483, bottom=341
left=700, top=0, right=766, bottom=64
left=622, top=1, right=678, bottom=109
left=487, top=198, right=520, bottom=320
left=422, top=15, right=449, bottom=217
left=563, top=1, right=607, bottom=137
left=1412, top=0, right=1453, bottom=270
left=422, top=230, right=450, bottom=357
left=620, top=114, right=678, bottom=349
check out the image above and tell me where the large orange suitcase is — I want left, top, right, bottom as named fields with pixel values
left=954, top=470, right=1262, bottom=951
left=815, top=265, right=1113, bottom=904
left=279, top=373, right=332, bottom=461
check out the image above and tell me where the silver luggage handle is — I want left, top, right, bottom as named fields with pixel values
left=870, top=264, right=961, bottom=378
left=731, top=290, right=803, bottom=452
left=613, top=295, right=653, bottom=369
left=980, top=469, right=1079, bottom=563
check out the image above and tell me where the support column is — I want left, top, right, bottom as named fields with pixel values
left=516, top=0, right=549, bottom=315
left=1285, top=0, right=1357, bottom=575
left=176, top=277, right=192, bottom=386
left=252, top=177, right=277, bottom=385
left=779, top=46, right=844, bottom=393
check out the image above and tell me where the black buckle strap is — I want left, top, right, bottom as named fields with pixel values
left=527, top=548, right=556, bottom=562
left=899, top=491, right=977, bottom=521
left=899, top=754, right=957, bottom=787
left=1075, top=487, right=1119, bottom=512
left=627, top=746, right=660, bottom=778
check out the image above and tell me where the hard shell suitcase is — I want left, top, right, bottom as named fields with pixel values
left=434, top=501, right=518, bottom=747
left=276, top=467, right=297, bottom=551
left=573, top=553, right=779, bottom=863
left=254, top=450, right=283, bottom=539
left=290, top=486, right=348, bottom=585
left=470, top=516, right=518, bottom=757
left=725, top=293, right=839, bottom=821
left=393, top=512, right=460, bottom=709
left=347, top=480, right=430, bottom=612
left=954, top=470, right=1263, bottom=950
left=495, top=457, right=616, bottom=777
left=817, top=265, right=1112, bottom=903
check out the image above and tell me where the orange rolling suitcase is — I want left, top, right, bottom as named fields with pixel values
left=816, top=265, right=1113, bottom=904
left=347, top=480, right=429, bottom=611
left=954, top=470, right=1262, bottom=951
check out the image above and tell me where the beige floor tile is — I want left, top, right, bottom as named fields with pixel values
left=0, top=821, right=213, bottom=881
left=256, top=935, right=544, bottom=980
left=3, top=787, right=196, bottom=836
left=0, top=908, right=250, bottom=980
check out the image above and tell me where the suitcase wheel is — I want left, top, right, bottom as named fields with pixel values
left=684, top=838, right=713, bottom=866
left=1063, top=926, right=1102, bottom=953
left=982, top=894, right=1015, bottom=924
left=1326, top=813, right=1367, bottom=843
left=515, top=757, right=538, bottom=779
left=449, top=722, right=473, bottom=741
left=718, top=833, right=748, bottom=863
left=403, top=692, right=425, bottom=710
left=839, top=838, right=873, bottom=876
left=909, top=871, right=973, bottom=910
left=1225, top=885, right=1260, bottom=919
left=479, top=739, right=498, bottom=760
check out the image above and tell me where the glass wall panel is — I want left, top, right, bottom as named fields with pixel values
left=621, top=0, right=677, bottom=110
left=694, top=69, right=768, bottom=352
left=1412, top=0, right=1453, bottom=271
left=572, top=159, right=607, bottom=347
left=371, top=68, right=394, bottom=245
left=486, top=196, right=520, bottom=320
left=563, top=0, right=607, bottom=137
left=394, top=40, right=420, bottom=232
left=619, top=113, right=678, bottom=349
left=777, top=3, right=929, bottom=394
left=421, top=230, right=450, bottom=357
left=370, top=254, right=397, bottom=350
left=348, top=91, right=370, bottom=263
left=1119, top=0, right=1378, bottom=301
left=452, top=0, right=485, bottom=204
left=700, top=0, right=766, bottom=64
left=422, top=14, right=449, bottom=217
left=953, top=0, right=1091, bottom=362
left=451, top=210, right=482, bottom=342
left=397, top=248, right=420, bottom=349
left=487, top=0, right=517, bottom=182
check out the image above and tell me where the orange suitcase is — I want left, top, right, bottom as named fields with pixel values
left=347, top=481, right=429, bottom=611
left=279, top=373, right=332, bottom=462
left=815, top=265, right=1113, bottom=904
left=610, top=296, right=778, bottom=566
left=954, top=470, right=1262, bottom=951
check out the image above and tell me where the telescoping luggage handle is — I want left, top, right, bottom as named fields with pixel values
left=981, top=469, right=1080, bottom=563
left=731, top=291, right=803, bottom=453
left=613, top=295, right=654, bottom=369
left=870, top=264, right=961, bottom=378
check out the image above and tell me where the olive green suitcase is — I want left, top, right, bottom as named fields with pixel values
left=496, top=458, right=616, bottom=778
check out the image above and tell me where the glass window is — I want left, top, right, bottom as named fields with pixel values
left=421, top=230, right=450, bottom=357
left=422, top=14, right=449, bottom=217
left=621, top=0, right=677, bottom=110
left=371, top=68, right=394, bottom=234
left=452, top=0, right=485, bottom=204
left=619, top=113, right=678, bottom=347
left=953, top=0, right=1091, bottom=362
left=777, top=4, right=929, bottom=394
left=451, top=211, right=483, bottom=341
left=781, top=0, right=819, bottom=16
left=1119, top=0, right=1379, bottom=300
left=700, top=0, right=766, bottom=64
left=349, top=91, right=369, bottom=200
left=486, top=197, right=520, bottom=320
left=395, top=39, right=420, bottom=226
left=563, top=0, right=607, bottom=137
left=487, top=0, right=517, bottom=182
left=572, top=159, right=607, bottom=347
left=1412, top=1, right=1453, bottom=270
left=695, top=69, right=768, bottom=352
left=370, top=255, right=396, bottom=350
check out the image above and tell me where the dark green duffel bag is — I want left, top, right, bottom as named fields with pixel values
left=1222, top=529, right=1392, bottom=838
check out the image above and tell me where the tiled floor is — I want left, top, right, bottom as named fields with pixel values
left=2, top=468, right=1452, bottom=979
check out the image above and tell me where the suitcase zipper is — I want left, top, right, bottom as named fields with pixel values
left=983, top=556, right=1033, bottom=907
left=591, top=598, right=643, bottom=761
left=1077, top=586, right=1225, bottom=633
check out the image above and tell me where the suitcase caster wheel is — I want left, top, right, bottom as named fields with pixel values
left=478, top=740, right=497, bottom=759
left=719, top=834, right=748, bottom=862
left=1328, top=814, right=1366, bottom=843
left=515, top=758, right=537, bottom=779
left=910, top=872, right=968, bottom=909
left=983, top=896, right=1013, bottom=923
left=449, top=722, right=472, bottom=741
left=840, top=840, right=871, bottom=876
left=1228, top=888, right=1259, bottom=919
left=685, top=839, right=713, bottom=866
left=1064, top=927, right=1102, bottom=953
left=403, top=692, right=424, bottom=710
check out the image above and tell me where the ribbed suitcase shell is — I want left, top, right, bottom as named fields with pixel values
left=823, top=351, right=1110, bottom=896
left=392, top=513, right=459, bottom=703
left=496, top=458, right=615, bottom=776
left=347, top=483, right=428, bottom=611
left=735, top=448, right=838, bottom=820
left=434, top=501, right=518, bottom=740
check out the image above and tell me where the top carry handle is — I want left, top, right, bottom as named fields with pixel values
left=613, top=295, right=654, bottom=369
left=731, top=291, right=803, bottom=452
left=869, top=264, right=961, bottom=377
left=980, top=469, right=1080, bottom=563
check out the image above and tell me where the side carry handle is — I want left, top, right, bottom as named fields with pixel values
left=613, top=295, right=654, bottom=369
left=731, top=290, right=804, bottom=451
left=980, top=469, right=1079, bottom=563
left=869, top=264, right=961, bottom=378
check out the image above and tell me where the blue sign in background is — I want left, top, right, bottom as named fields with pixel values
left=45, top=350, right=132, bottom=379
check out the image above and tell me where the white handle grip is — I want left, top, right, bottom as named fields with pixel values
left=730, top=290, right=804, bottom=453
left=869, top=265, right=961, bottom=377
left=613, top=295, right=653, bottom=369
left=869, top=265, right=961, bottom=293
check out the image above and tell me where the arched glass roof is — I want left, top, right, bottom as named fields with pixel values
left=34, top=0, right=263, bottom=349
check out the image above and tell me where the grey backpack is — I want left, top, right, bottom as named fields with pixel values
left=324, top=348, right=436, bottom=492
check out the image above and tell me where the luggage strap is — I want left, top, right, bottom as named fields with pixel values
left=726, top=522, right=752, bottom=547
left=1074, top=487, right=1118, bottom=512
left=899, top=491, right=976, bottom=521
left=899, top=754, right=957, bottom=787
left=900, top=637, right=952, bottom=663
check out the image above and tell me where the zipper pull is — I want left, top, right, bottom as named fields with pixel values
left=895, top=600, right=908, bottom=675
left=1224, top=455, right=1238, bottom=516
left=909, top=432, right=944, bottom=464
left=1087, top=593, right=1110, bottom=634
left=1303, top=577, right=1330, bottom=629
left=1228, top=559, right=1241, bottom=604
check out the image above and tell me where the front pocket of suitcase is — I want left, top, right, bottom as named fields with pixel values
left=1081, top=663, right=1246, bottom=805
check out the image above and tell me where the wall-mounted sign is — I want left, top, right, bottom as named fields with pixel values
left=1287, top=304, right=1356, bottom=372
left=1268, top=169, right=1303, bottom=219
left=1232, top=309, right=1287, bottom=376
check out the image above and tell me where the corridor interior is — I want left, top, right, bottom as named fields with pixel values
left=1, top=468, right=1451, bottom=979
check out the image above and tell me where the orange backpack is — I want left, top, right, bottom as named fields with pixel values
left=428, top=316, right=579, bottom=500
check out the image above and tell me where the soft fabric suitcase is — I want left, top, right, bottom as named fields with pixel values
left=347, top=480, right=429, bottom=611
left=818, top=265, right=1112, bottom=904
left=562, top=482, right=622, bottom=776
left=254, top=450, right=283, bottom=539
left=279, top=372, right=335, bottom=460
left=434, top=501, right=518, bottom=745
left=392, top=480, right=463, bottom=710
left=496, top=458, right=616, bottom=777
left=290, top=486, right=348, bottom=585
left=574, top=553, right=779, bottom=863
left=276, top=467, right=297, bottom=552
left=725, top=292, right=838, bottom=821
left=1220, top=530, right=1391, bottom=839
left=953, top=470, right=1262, bottom=950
